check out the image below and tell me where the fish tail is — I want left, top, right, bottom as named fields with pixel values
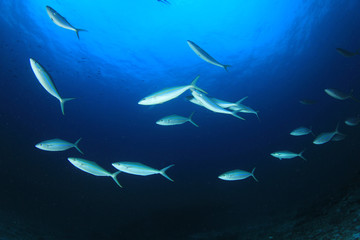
left=310, top=126, right=316, bottom=137
left=75, top=29, right=87, bottom=40
left=231, top=111, right=245, bottom=120
left=159, top=164, right=175, bottom=182
left=299, top=150, right=307, bottom=161
left=74, top=138, right=84, bottom=154
left=111, top=171, right=123, bottom=188
left=190, top=75, right=208, bottom=94
left=251, top=167, right=259, bottom=182
left=60, top=98, right=75, bottom=115
left=223, top=65, right=231, bottom=72
left=235, top=96, right=248, bottom=105
left=255, top=111, right=260, bottom=121
left=335, top=122, right=346, bottom=136
left=188, top=112, right=199, bottom=127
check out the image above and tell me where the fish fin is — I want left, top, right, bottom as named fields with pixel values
left=251, top=167, right=259, bottom=182
left=231, top=111, right=245, bottom=120
left=111, top=171, right=123, bottom=188
left=159, top=164, right=175, bottom=182
left=75, top=29, right=87, bottom=40
left=255, top=111, right=260, bottom=121
left=60, top=98, right=75, bottom=115
left=299, top=150, right=307, bottom=161
left=188, top=112, right=199, bottom=127
left=190, top=75, right=208, bottom=94
left=223, top=65, right=231, bottom=72
left=235, top=96, right=248, bottom=105
left=310, top=126, right=315, bottom=137
left=74, top=138, right=84, bottom=154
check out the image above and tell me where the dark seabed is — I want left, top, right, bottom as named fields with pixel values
left=1, top=0, right=360, bottom=239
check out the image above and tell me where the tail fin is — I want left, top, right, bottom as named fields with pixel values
left=60, top=98, right=75, bottom=115
left=251, top=167, right=259, bottom=182
left=231, top=111, right=245, bottom=120
left=299, top=150, right=307, bottom=161
left=190, top=75, right=207, bottom=94
left=235, top=96, right=248, bottom=105
left=310, top=126, right=315, bottom=137
left=75, top=29, right=87, bottom=40
left=74, top=138, right=84, bottom=154
left=188, top=112, right=199, bottom=127
left=110, top=171, right=122, bottom=188
left=223, top=65, right=231, bottom=72
left=255, top=111, right=260, bottom=121
left=159, top=164, right=175, bottom=182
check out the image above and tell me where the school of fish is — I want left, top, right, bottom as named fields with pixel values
left=30, top=4, right=360, bottom=189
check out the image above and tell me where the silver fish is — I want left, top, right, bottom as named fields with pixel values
left=36, top=138, right=83, bottom=154
left=313, top=123, right=344, bottom=145
left=191, top=89, right=244, bottom=120
left=271, top=150, right=306, bottom=161
left=187, top=40, right=230, bottom=71
left=345, top=116, right=360, bottom=126
left=112, top=162, right=174, bottom=182
left=138, top=75, right=206, bottom=105
left=218, top=168, right=258, bottom=182
left=290, top=127, right=314, bottom=136
left=68, top=158, right=122, bottom=188
left=46, top=6, right=86, bottom=39
left=156, top=112, right=198, bottom=127
left=336, top=48, right=359, bottom=57
left=324, top=88, right=359, bottom=102
left=29, top=58, right=74, bottom=115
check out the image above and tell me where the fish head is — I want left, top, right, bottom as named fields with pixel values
left=45, top=6, right=56, bottom=18
left=35, top=143, right=45, bottom=150
left=218, top=173, right=229, bottom=180
left=67, top=158, right=78, bottom=164
left=29, top=58, right=39, bottom=71
left=156, top=119, right=166, bottom=125
left=138, top=97, right=152, bottom=105
left=112, top=162, right=124, bottom=171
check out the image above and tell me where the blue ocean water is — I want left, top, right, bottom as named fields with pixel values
left=1, top=0, right=360, bottom=239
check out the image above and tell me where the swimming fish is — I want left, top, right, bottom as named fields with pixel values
left=112, top=162, right=174, bottom=182
left=191, top=89, right=245, bottom=120
left=336, top=48, right=359, bottom=57
left=29, top=58, right=74, bottom=115
left=345, top=116, right=360, bottom=126
left=68, top=158, right=122, bottom=188
left=156, top=112, right=198, bottom=127
left=138, top=75, right=206, bottom=105
left=271, top=150, right=306, bottom=161
left=36, top=138, right=83, bottom=154
left=46, top=6, right=87, bottom=39
left=218, top=168, right=258, bottom=182
left=313, top=123, right=344, bottom=145
left=290, top=127, right=314, bottom=136
left=187, top=40, right=231, bottom=72
left=157, top=0, right=170, bottom=4
left=324, top=89, right=359, bottom=102
left=299, top=99, right=317, bottom=105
